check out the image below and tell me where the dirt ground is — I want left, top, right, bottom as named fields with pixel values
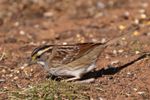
left=0, top=0, right=150, bottom=99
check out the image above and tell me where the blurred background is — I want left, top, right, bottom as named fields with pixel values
left=0, top=0, right=149, bottom=44
left=0, top=0, right=150, bottom=99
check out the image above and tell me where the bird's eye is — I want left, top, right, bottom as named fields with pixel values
left=37, top=55, right=41, bottom=59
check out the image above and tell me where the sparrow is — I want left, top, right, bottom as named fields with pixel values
left=28, top=43, right=107, bottom=81
left=27, top=25, right=138, bottom=82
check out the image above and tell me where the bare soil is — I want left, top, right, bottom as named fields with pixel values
left=0, top=0, right=150, bottom=99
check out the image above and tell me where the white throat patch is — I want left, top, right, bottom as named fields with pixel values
left=37, top=61, right=46, bottom=66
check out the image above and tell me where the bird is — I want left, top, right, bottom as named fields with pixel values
left=27, top=25, right=138, bottom=82
left=28, top=42, right=107, bottom=82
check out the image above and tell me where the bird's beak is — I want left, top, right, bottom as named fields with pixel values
left=23, top=57, right=35, bottom=67
left=28, top=58, right=36, bottom=66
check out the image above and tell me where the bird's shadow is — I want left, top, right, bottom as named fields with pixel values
left=82, top=53, right=148, bottom=80
left=46, top=53, right=148, bottom=81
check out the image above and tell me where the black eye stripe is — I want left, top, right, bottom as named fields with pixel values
left=31, top=45, right=52, bottom=57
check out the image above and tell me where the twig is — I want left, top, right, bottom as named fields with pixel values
left=0, top=52, right=6, bottom=61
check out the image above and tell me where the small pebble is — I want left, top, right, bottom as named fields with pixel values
left=121, top=37, right=126, bottom=40
left=137, top=91, right=145, bottom=95
left=41, top=41, right=46, bottom=44
left=34, top=24, right=40, bottom=28
left=140, top=14, right=147, bottom=19
left=113, top=50, right=117, bottom=55
left=16, top=70, right=20, bottom=74
left=133, top=88, right=138, bottom=91
left=9, top=74, right=13, bottom=77
left=4, top=86, right=8, bottom=89
left=76, top=34, right=81, bottom=38
left=124, top=11, right=130, bottom=17
left=92, top=38, right=98, bottom=42
left=14, top=22, right=19, bottom=27
left=43, top=12, right=53, bottom=18
left=118, top=25, right=126, bottom=30
left=127, top=72, right=132, bottom=75
left=134, top=19, right=140, bottom=24
left=13, top=76, right=19, bottom=80
left=63, top=42, right=67, bottom=45
left=19, top=30, right=25, bottom=35
left=127, top=72, right=134, bottom=77
left=133, top=31, right=140, bottom=36
left=101, top=38, right=106, bottom=43
left=30, top=68, right=33, bottom=72
left=135, top=51, right=140, bottom=54
left=118, top=49, right=124, bottom=53
left=111, top=60, right=119, bottom=65
left=105, top=55, right=110, bottom=59
left=20, top=66, right=25, bottom=70
left=139, top=9, right=145, bottom=14
left=2, top=69, right=6, bottom=73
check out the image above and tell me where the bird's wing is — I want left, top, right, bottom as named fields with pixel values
left=49, top=43, right=102, bottom=67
